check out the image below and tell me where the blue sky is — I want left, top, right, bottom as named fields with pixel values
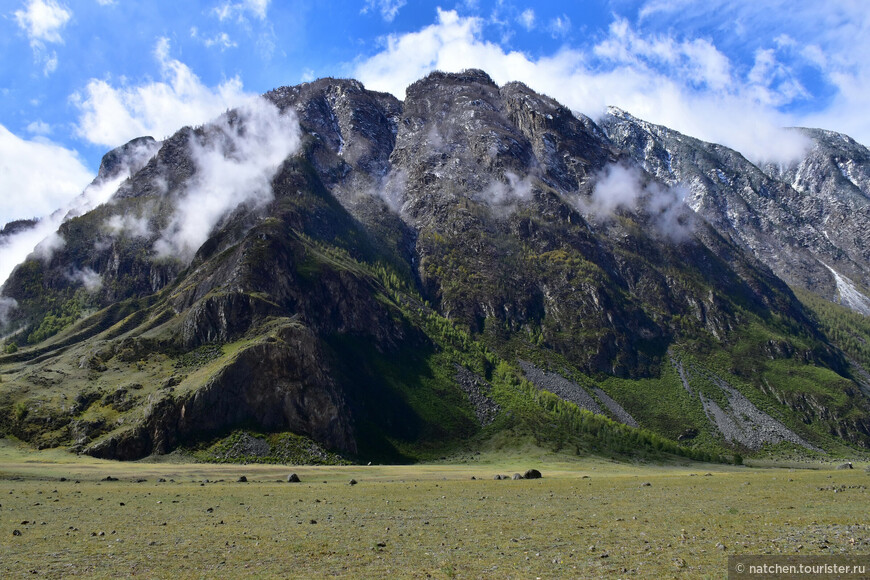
left=2, top=0, right=869, bottom=227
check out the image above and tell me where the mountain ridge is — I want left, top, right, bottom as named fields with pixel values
left=1, top=69, right=869, bottom=462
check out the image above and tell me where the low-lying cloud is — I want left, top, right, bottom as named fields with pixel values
left=66, top=267, right=102, bottom=292
left=0, top=124, right=93, bottom=226
left=0, top=137, right=160, bottom=289
left=32, top=231, right=66, bottom=262
left=581, top=163, right=693, bottom=240
left=154, top=98, right=301, bottom=261
left=105, top=213, right=152, bottom=239
left=0, top=296, right=18, bottom=327
left=368, top=169, right=407, bottom=214
left=476, top=171, right=536, bottom=215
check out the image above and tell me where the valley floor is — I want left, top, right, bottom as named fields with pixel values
left=1, top=440, right=868, bottom=578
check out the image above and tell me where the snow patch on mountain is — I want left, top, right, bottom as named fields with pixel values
left=824, top=263, right=870, bottom=316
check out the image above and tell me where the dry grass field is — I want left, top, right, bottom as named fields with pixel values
left=1, top=438, right=868, bottom=578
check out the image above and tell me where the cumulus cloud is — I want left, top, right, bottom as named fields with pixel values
left=25, top=120, right=51, bottom=135
left=581, top=163, right=692, bottom=240
left=73, top=37, right=253, bottom=148
left=14, top=0, right=71, bottom=45
left=0, top=124, right=93, bottom=225
left=14, top=0, right=71, bottom=75
left=154, top=98, right=300, bottom=261
left=361, top=0, right=406, bottom=22
left=633, top=0, right=870, bottom=147
left=352, top=9, right=814, bottom=164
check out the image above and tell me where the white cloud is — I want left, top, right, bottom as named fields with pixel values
left=548, top=15, right=571, bottom=38
left=191, top=27, right=237, bottom=51
left=73, top=37, right=252, bottom=148
left=0, top=296, right=18, bottom=326
left=14, top=0, right=72, bottom=45
left=583, top=163, right=692, bottom=239
left=14, top=0, right=71, bottom=75
left=518, top=8, right=535, bottom=31
left=42, top=50, right=58, bottom=75
left=0, top=137, right=159, bottom=287
left=96, top=0, right=117, bottom=5
left=105, top=213, right=151, bottom=238
left=633, top=0, right=870, bottom=146
left=214, top=0, right=270, bottom=21
left=479, top=171, right=534, bottom=208
left=25, top=120, right=51, bottom=135
left=154, top=98, right=301, bottom=261
left=66, top=267, right=102, bottom=292
left=361, top=0, right=407, bottom=22
left=354, top=9, right=496, bottom=99
left=594, top=19, right=732, bottom=92
left=0, top=124, right=92, bottom=224
left=353, top=9, right=811, bottom=164
left=32, top=230, right=65, bottom=262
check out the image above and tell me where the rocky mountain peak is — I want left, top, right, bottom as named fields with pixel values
left=95, top=136, right=160, bottom=184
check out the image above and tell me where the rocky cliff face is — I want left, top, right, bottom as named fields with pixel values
left=762, top=129, right=870, bottom=312
left=600, top=108, right=870, bottom=312
left=2, top=70, right=869, bottom=460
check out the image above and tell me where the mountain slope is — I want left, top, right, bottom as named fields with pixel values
left=600, top=108, right=870, bottom=312
left=1, top=71, right=869, bottom=461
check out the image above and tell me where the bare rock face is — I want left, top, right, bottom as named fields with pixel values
left=761, top=129, right=870, bottom=302
left=95, top=136, right=160, bottom=184
left=600, top=109, right=870, bottom=312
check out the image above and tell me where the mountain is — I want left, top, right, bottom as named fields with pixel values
left=1, top=70, right=869, bottom=463
left=600, top=108, right=870, bottom=313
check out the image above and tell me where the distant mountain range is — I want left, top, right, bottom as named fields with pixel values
left=1, top=69, right=869, bottom=462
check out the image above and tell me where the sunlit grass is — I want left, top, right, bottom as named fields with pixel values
left=2, top=438, right=868, bottom=578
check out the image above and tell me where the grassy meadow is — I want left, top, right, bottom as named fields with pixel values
left=1, top=438, right=868, bottom=578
